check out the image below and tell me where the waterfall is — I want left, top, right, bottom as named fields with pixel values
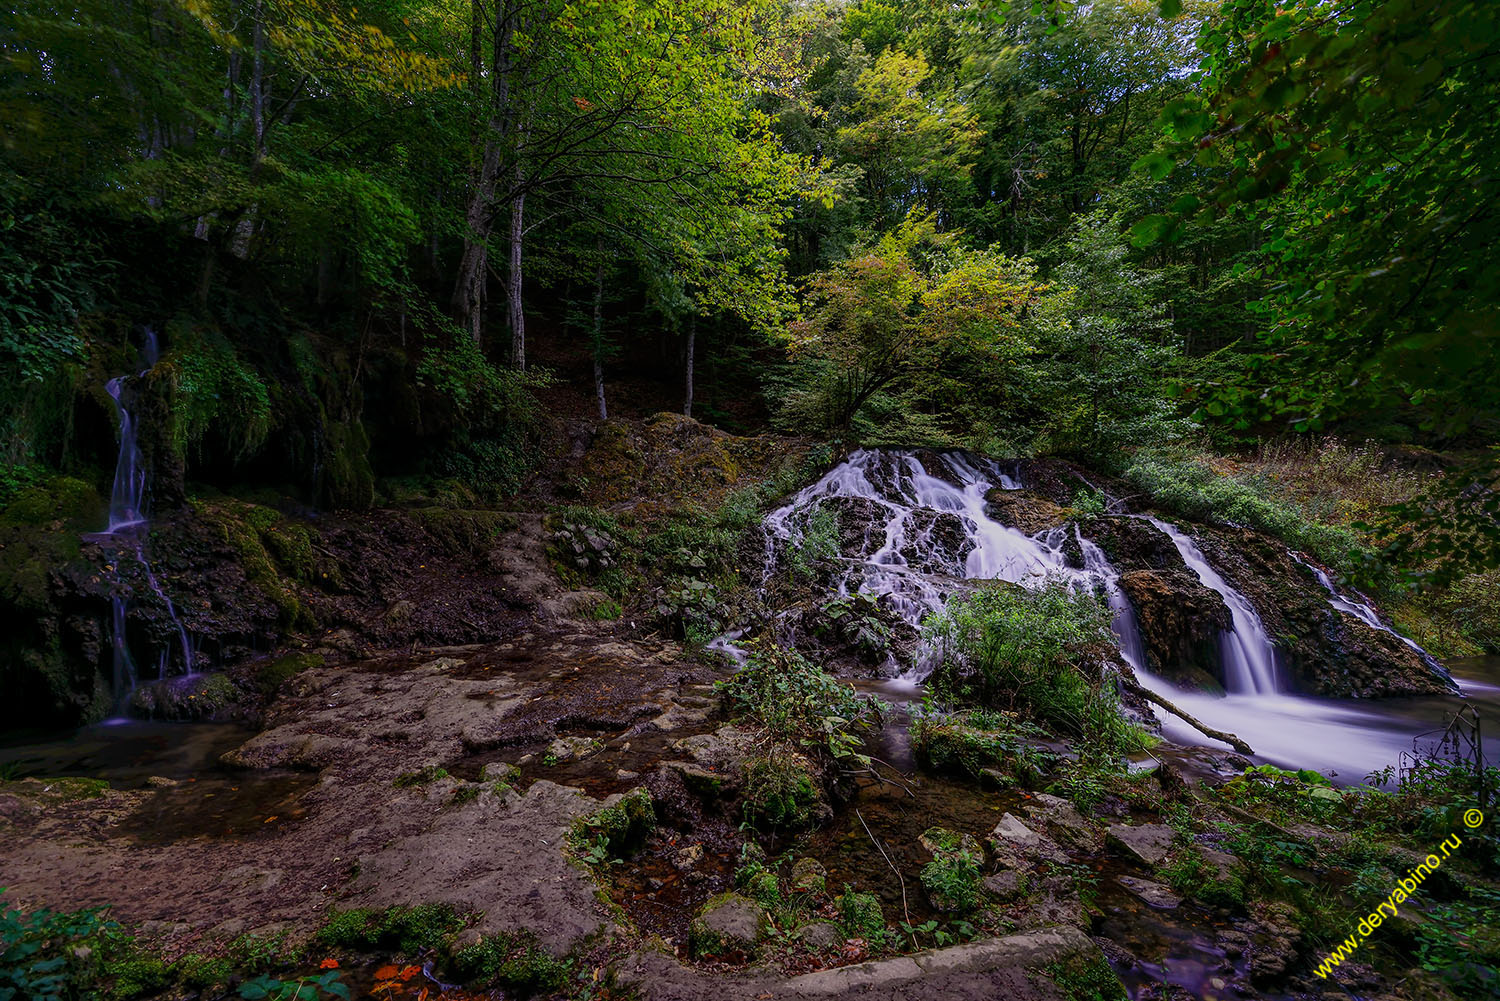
left=1287, top=550, right=1449, bottom=675
left=99, top=329, right=194, bottom=711
left=758, top=450, right=1134, bottom=680
left=1139, top=516, right=1280, bottom=694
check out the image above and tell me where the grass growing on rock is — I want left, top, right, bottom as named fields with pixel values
left=314, top=904, right=466, bottom=955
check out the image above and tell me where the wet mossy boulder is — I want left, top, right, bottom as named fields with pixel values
left=129, top=672, right=240, bottom=720
left=835, top=889, right=885, bottom=938
left=742, top=752, right=827, bottom=830
left=1118, top=568, right=1231, bottom=689
left=689, top=892, right=770, bottom=957
left=570, top=787, right=655, bottom=858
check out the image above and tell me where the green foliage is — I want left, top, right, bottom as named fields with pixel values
left=925, top=579, right=1148, bottom=753
left=314, top=905, right=465, bottom=956
left=909, top=704, right=1050, bottom=784
left=741, top=755, right=823, bottom=831
left=392, top=766, right=449, bottom=788
left=1412, top=886, right=1500, bottom=996
left=451, top=932, right=572, bottom=996
left=568, top=789, right=655, bottom=860
left=1123, top=451, right=1373, bottom=578
left=786, top=506, right=840, bottom=583
left=0, top=891, right=116, bottom=1001
left=237, top=971, right=349, bottom=1001
left=254, top=653, right=323, bottom=695
left=164, top=329, right=273, bottom=460
left=1045, top=952, right=1128, bottom=1001
left=919, top=850, right=983, bottom=914
left=836, top=888, right=886, bottom=939
left=718, top=641, right=888, bottom=766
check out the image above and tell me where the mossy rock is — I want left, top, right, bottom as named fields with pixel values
left=742, top=753, right=825, bottom=831
left=0, top=477, right=103, bottom=528
left=2, top=776, right=110, bottom=805
left=745, top=869, right=781, bottom=908
left=129, top=672, right=241, bottom=720
left=322, top=418, right=375, bottom=510
left=791, top=857, right=827, bottom=895
left=254, top=652, right=323, bottom=694
left=571, top=787, right=655, bottom=858
left=689, top=892, right=770, bottom=958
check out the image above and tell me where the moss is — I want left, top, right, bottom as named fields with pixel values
left=790, top=858, right=827, bottom=896
left=0, top=476, right=102, bottom=528
left=198, top=501, right=311, bottom=629
left=1, top=776, right=109, bottom=804
left=129, top=672, right=241, bottom=720
left=254, top=652, right=323, bottom=694
left=314, top=904, right=465, bottom=955
left=323, top=418, right=375, bottom=510
left=409, top=508, right=517, bottom=553
left=742, top=754, right=823, bottom=831
left=451, top=783, right=482, bottom=805
left=171, top=953, right=232, bottom=990
left=1045, top=953, right=1128, bottom=1001
left=393, top=766, right=449, bottom=788
left=570, top=788, right=655, bottom=858
left=450, top=931, right=571, bottom=995
left=101, top=955, right=173, bottom=999
left=745, top=870, right=782, bottom=909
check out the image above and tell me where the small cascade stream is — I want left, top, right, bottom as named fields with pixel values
left=744, top=449, right=1489, bottom=782
left=95, top=330, right=195, bottom=713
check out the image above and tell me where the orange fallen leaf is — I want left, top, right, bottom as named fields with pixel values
left=374, top=964, right=400, bottom=979
left=319, top=958, right=339, bottom=969
left=399, top=965, right=420, bottom=981
left=264, top=816, right=278, bottom=823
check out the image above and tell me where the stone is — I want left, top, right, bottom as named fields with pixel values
left=1107, top=823, right=1177, bottom=866
left=1118, top=569, right=1231, bottom=687
left=983, top=871, right=1025, bottom=900
left=1116, top=875, right=1181, bottom=909
left=799, top=920, right=845, bottom=952
left=689, top=892, right=768, bottom=957
left=791, top=857, right=827, bottom=895
left=989, top=812, right=1068, bottom=866
left=546, top=735, right=603, bottom=763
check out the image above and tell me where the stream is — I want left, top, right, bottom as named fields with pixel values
left=754, top=449, right=1498, bottom=782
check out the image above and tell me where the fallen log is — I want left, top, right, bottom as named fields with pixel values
left=1123, top=679, right=1255, bottom=756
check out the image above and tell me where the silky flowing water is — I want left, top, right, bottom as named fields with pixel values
left=753, top=449, right=1495, bottom=781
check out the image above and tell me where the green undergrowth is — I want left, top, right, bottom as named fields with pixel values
left=924, top=578, right=1151, bottom=756
left=314, top=904, right=466, bottom=956
left=909, top=703, right=1052, bottom=786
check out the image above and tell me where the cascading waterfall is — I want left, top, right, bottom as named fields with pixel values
left=1142, top=516, right=1280, bottom=694
left=1286, top=550, right=1449, bottom=676
left=741, top=448, right=1478, bottom=780
left=758, top=450, right=1135, bottom=680
left=98, top=330, right=194, bottom=712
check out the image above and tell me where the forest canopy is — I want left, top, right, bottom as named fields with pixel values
left=1, top=0, right=1496, bottom=562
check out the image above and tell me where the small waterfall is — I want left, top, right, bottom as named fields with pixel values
left=1140, top=516, right=1279, bottom=694
left=757, top=450, right=1131, bottom=681
left=98, top=329, right=194, bottom=711
left=1287, top=550, right=1448, bottom=673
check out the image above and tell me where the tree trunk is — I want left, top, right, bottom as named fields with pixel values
left=249, top=0, right=266, bottom=170
left=451, top=0, right=514, bottom=344
left=683, top=317, right=696, bottom=419
left=506, top=165, right=526, bottom=369
left=592, top=255, right=607, bottom=419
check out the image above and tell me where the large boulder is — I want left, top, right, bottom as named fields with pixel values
left=1118, top=569, right=1232, bottom=688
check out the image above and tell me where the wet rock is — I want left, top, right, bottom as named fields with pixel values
left=129, top=672, right=241, bottom=721
left=1118, top=569, right=1231, bottom=688
left=673, top=843, right=704, bottom=871
left=1022, top=792, right=1100, bottom=851
left=1116, top=875, right=1181, bottom=909
left=984, top=490, right=1070, bottom=535
left=791, top=857, right=827, bottom=895
left=799, top=920, right=845, bottom=952
left=546, top=735, right=604, bottom=763
left=898, top=509, right=974, bottom=576
left=1106, top=823, right=1177, bottom=866
left=1246, top=901, right=1302, bottom=987
left=982, top=871, right=1025, bottom=900
left=689, top=892, right=769, bottom=957
left=989, top=813, right=1068, bottom=868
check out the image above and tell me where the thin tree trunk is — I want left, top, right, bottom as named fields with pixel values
left=249, top=0, right=266, bottom=170
left=506, top=164, right=526, bottom=369
left=592, top=254, right=607, bottom=419
left=451, top=0, right=513, bottom=344
left=683, top=316, right=696, bottom=419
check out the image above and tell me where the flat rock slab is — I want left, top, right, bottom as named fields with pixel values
left=1116, top=875, right=1181, bottom=909
left=784, top=925, right=1095, bottom=994
left=1106, top=822, right=1177, bottom=866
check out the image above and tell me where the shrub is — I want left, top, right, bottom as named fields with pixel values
left=717, top=641, right=887, bottom=766
left=836, top=888, right=885, bottom=939
left=924, top=579, right=1147, bottom=754
left=909, top=704, right=1051, bottom=784
left=314, top=904, right=465, bottom=955
left=920, top=852, right=982, bottom=914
